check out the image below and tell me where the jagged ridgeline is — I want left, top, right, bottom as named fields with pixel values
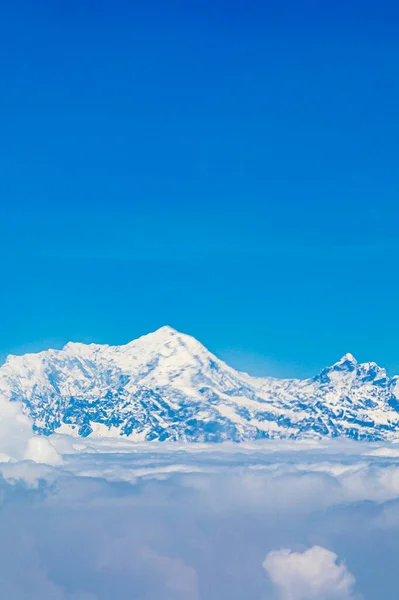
left=0, top=326, right=398, bottom=442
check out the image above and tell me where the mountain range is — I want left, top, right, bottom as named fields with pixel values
left=0, top=326, right=398, bottom=442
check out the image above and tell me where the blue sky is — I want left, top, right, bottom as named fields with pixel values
left=1, top=0, right=399, bottom=376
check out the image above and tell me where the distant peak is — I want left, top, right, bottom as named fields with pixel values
left=130, top=326, right=212, bottom=357
left=153, top=325, right=179, bottom=336
left=327, top=353, right=358, bottom=373
left=314, top=352, right=357, bottom=381
left=62, top=341, right=103, bottom=355
left=141, top=326, right=180, bottom=342
left=336, top=353, right=357, bottom=366
left=129, top=326, right=190, bottom=347
left=63, top=341, right=82, bottom=350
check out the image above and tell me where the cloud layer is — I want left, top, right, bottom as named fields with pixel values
left=1, top=438, right=399, bottom=599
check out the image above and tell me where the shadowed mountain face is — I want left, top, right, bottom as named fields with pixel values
left=0, top=326, right=398, bottom=442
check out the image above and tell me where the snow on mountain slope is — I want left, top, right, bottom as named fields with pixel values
left=0, top=326, right=398, bottom=442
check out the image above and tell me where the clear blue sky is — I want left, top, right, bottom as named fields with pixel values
left=1, top=0, right=398, bottom=377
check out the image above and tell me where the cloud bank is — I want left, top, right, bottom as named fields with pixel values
left=0, top=436, right=399, bottom=599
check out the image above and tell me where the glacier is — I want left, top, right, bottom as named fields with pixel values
left=0, top=325, right=398, bottom=442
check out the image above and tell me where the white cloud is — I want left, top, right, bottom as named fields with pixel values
left=1, top=437, right=399, bottom=598
left=0, top=530, right=97, bottom=600
left=25, top=436, right=63, bottom=466
left=0, top=395, right=32, bottom=461
left=97, top=542, right=199, bottom=600
left=263, top=546, right=357, bottom=600
left=0, top=395, right=61, bottom=465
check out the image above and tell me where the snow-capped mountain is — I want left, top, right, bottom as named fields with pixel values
left=1, top=326, right=398, bottom=442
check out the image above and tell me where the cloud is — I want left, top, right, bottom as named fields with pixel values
left=0, top=394, right=61, bottom=465
left=263, top=546, right=357, bottom=600
left=0, top=530, right=97, bottom=600
left=25, top=436, right=63, bottom=466
left=0, top=394, right=32, bottom=461
left=1, top=439, right=399, bottom=598
left=98, top=542, right=199, bottom=600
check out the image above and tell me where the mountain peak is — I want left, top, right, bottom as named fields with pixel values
left=134, top=325, right=181, bottom=343
left=63, top=341, right=104, bottom=354
left=314, top=353, right=358, bottom=382
left=129, top=325, right=193, bottom=349
left=335, top=353, right=357, bottom=367
left=152, top=325, right=179, bottom=337
left=130, top=325, right=209, bottom=355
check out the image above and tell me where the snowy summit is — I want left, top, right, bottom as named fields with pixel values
left=0, top=326, right=398, bottom=442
